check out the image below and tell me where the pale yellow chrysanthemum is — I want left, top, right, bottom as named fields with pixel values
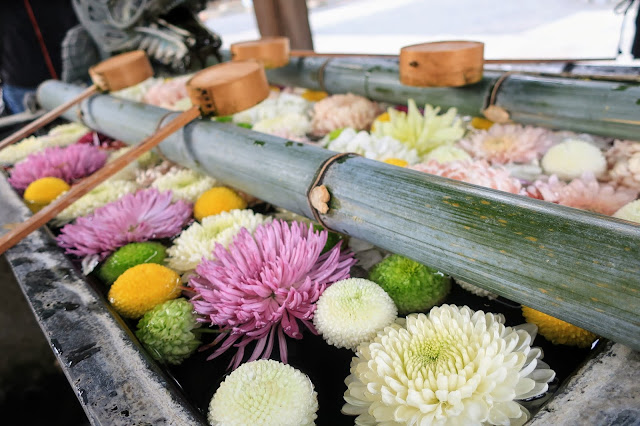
left=372, top=99, right=465, bottom=157
left=313, top=278, right=397, bottom=350
left=111, top=77, right=163, bottom=102
left=424, top=145, right=472, bottom=164
left=166, top=209, right=271, bottom=274
left=613, top=199, right=640, bottom=223
left=542, top=139, right=607, bottom=180
left=53, top=180, right=138, bottom=225
left=208, top=359, right=318, bottom=426
left=324, top=128, right=420, bottom=164
left=252, top=112, right=311, bottom=139
left=343, top=305, right=555, bottom=426
left=233, top=92, right=311, bottom=125
left=151, top=168, right=217, bottom=203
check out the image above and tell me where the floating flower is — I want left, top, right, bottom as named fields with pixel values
left=313, top=278, right=397, bottom=350
left=108, top=263, right=181, bottom=319
left=135, top=160, right=182, bottom=187
left=208, top=359, right=318, bottom=426
left=112, top=76, right=162, bottom=103
left=324, top=127, right=420, bottom=164
left=458, top=124, right=554, bottom=165
left=252, top=112, right=311, bottom=140
left=613, top=199, right=640, bottom=223
left=311, top=93, right=381, bottom=136
left=410, top=159, right=524, bottom=194
left=541, top=139, right=606, bottom=180
left=605, top=139, right=640, bottom=190
left=470, top=116, right=494, bottom=130
left=53, top=179, right=138, bottom=226
left=76, top=131, right=125, bottom=150
left=528, top=172, right=637, bottom=215
left=521, top=306, right=597, bottom=348
left=301, top=89, right=328, bottom=102
left=135, top=298, right=201, bottom=365
left=105, top=147, right=144, bottom=182
left=23, top=177, right=70, bottom=213
left=97, top=241, right=167, bottom=285
left=142, top=75, right=191, bottom=109
left=368, top=254, right=450, bottom=315
left=151, top=168, right=217, bottom=203
left=189, top=220, right=356, bottom=368
left=372, top=99, right=465, bottom=157
left=166, top=209, right=269, bottom=274
left=0, top=136, right=43, bottom=165
left=456, top=279, right=498, bottom=299
left=233, top=92, right=311, bottom=125
left=424, top=145, right=471, bottom=164
left=57, top=189, right=192, bottom=260
left=343, top=305, right=556, bottom=425
left=8, top=144, right=108, bottom=190
left=193, top=186, right=247, bottom=221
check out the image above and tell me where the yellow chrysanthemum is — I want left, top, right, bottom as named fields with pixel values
left=521, top=306, right=597, bottom=348
left=23, top=177, right=70, bottom=213
left=108, top=264, right=181, bottom=319
left=193, top=187, right=247, bottom=221
left=471, top=116, right=494, bottom=130
left=383, top=158, right=408, bottom=167
left=301, top=89, right=328, bottom=102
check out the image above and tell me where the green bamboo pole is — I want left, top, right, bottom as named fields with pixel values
left=38, top=81, right=640, bottom=351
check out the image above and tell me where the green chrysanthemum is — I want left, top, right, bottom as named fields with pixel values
left=97, top=241, right=167, bottom=285
left=135, top=298, right=201, bottom=365
left=368, top=254, right=451, bottom=315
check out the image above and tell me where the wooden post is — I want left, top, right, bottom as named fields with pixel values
left=253, top=0, right=313, bottom=50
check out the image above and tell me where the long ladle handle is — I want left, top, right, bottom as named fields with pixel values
left=0, top=84, right=99, bottom=151
left=0, top=105, right=201, bottom=255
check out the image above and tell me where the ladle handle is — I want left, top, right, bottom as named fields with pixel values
left=0, top=105, right=201, bottom=256
left=0, top=84, right=99, bottom=151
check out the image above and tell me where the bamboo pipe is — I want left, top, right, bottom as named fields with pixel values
left=36, top=81, right=640, bottom=351
left=0, top=61, right=270, bottom=255
left=0, top=50, right=153, bottom=151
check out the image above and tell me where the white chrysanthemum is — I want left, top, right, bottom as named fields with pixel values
left=0, top=122, right=88, bottom=165
left=424, top=145, right=472, bottom=164
left=151, top=168, right=217, bottom=202
left=208, top=359, right=318, bottom=426
left=106, top=147, right=144, bottom=181
left=233, top=92, right=311, bottom=125
left=541, top=139, right=606, bottom=180
left=314, top=278, right=397, bottom=350
left=456, top=279, right=498, bottom=299
left=111, top=77, right=162, bottom=102
left=252, top=112, right=311, bottom=139
left=613, top=199, right=640, bottom=223
left=343, top=305, right=556, bottom=426
left=52, top=180, right=138, bottom=226
left=166, top=209, right=271, bottom=274
left=324, top=128, right=420, bottom=164
left=372, top=99, right=466, bottom=157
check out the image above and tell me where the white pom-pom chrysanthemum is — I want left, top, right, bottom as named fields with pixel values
left=232, top=92, right=311, bottom=125
left=313, top=278, right=397, bottom=350
left=424, top=145, right=472, bottom=164
left=324, top=128, right=420, bottom=165
left=166, top=209, right=270, bottom=274
left=252, top=112, right=311, bottom=139
left=343, top=305, right=556, bottom=426
left=208, top=359, right=318, bottom=426
left=151, top=168, right=217, bottom=202
left=541, top=139, right=606, bottom=180
left=456, top=279, right=498, bottom=299
left=53, top=180, right=138, bottom=226
left=613, top=199, right=640, bottom=223
left=111, top=77, right=162, bottom=102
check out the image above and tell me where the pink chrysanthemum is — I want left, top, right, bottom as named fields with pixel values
left=410, top=159, right=524, bottom=194
left=57, top=188, right=192, bottom=259
left=9, top=144, right=107, bottom=191
left=457, top=124, right=554, bottom=164
left=605, top=140, right=640, bottom=190
left=527, top=172, right=638, bottom=215
left=143, top=76, right=190, bottom=109
left=311, top=93, right=381, bottom=136
left=189, top=219, right=356, bottom=369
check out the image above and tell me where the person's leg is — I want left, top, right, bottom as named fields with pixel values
left=1, top=84, right=36, bottom=114
left=632, top=4, right=640, bottom=58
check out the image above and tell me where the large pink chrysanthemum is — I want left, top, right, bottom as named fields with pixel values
left=527, top=172, right=638, bottom=215
left=457, top=124, right=554, bottom=164
left=410, top=159, right=524, bottom=194
left=57, top=188, right=192, bottom=259
left=311, top=93, right=381, bottom=136
left=189, top=219, right=356, bottom=369
left=9, top=144, right=107, bottom=190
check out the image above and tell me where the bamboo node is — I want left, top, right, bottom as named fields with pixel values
left=309, top=185, right=330, bottom=214
left=482, top=105, right=511, bottom=123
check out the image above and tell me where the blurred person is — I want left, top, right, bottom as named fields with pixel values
left=0, top=1, right=78, bottom=115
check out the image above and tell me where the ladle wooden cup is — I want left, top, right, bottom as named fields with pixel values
left=0, top=60, right=269, bottom=255
left=0, top=50, right=154, bottom=151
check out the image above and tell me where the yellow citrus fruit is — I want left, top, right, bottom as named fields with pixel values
left=301, top=89, right=328, bottom=102
left=471, top=117, right=494, bottom=130
left=23, top=177, right=70, bottom=213
left=193, top=187, right=247, bottom=221
left=108, top=263, right=181, bottom=319
left=383, top=158, right=408, bottom=167
left=375, top=112, right=390, bottom=122
left=521, top=306, right=597, bottom=348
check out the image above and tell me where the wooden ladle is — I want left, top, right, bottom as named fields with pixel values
left=0, top=60, right=269, bottom=255
left=0, top=50, right=154, bottom=151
